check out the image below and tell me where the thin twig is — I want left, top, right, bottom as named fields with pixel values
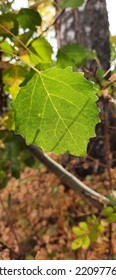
left=104, top=79, right=116, bottom=89
left=0, top=24, right=31, bottom=55
left=103, top=67, right=112, bottom=78
left=39, top=9, right=65, bottom=37
left=0, top=49, right=40, bottom=74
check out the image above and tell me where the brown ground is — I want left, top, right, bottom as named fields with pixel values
left=0, top=163, right=116, bottom=260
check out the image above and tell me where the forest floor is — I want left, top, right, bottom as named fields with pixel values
left=0, top=160, right=116, bottom=260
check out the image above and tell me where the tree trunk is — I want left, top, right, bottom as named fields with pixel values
left=55, top=0, right=110, bottom=70
left=55, top=0, right=116, bottom=176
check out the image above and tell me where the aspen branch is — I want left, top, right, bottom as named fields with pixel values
left=28, top=144, right=109, bottom=210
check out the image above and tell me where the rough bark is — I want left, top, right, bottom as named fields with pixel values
left=55, top=0, right=110, bottom=70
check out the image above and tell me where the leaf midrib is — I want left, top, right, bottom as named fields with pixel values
left=39, top=73, right=83, bottom=150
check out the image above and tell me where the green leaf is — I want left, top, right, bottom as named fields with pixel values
left=56, top=44, right=96, bottom=69
left=107, top=213, right=116, bottom=223
left=29, top=37, right=53, bottom=65
left=102, top=206, right=113, bottom=216
left=107, top=195, right=116, bottom=207
left=18, top=8, right=41, bottom=30
left=72, top=226, right=84, bottom=236
left=89, top=229, right=98, bottom=242
left=19, top=68, right=36, bottom=88
left=111, top=35, right=116, bottom=46
left=0, top=12, right=18, bottom=36
left=3, top=65, right=28, bottom=99
left=14, top=31, right=33, bottom=48
left=0, top=177, right=8, bottom=189
left=12, top=67, right=99, bottom=156
left=97, top=223, right=104, bottom=233
left=71, top=237, right=83, bottom=250
left=79, top=222, right=89, bottom=231
left=87, top=214, right=98, bottom=225
left=82, top=234, right=90, bottom=249
left=4, top=111, right=15, bottom=131
left=1, top=40, right=14, bottom=54
left=20, top=64, right=53, bottom=88
left=61, top=0, right=84, bottom=8
left=0, top=1, right=13, bottom=14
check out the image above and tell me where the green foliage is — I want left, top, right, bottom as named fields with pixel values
left=0, top=6, right=55, bottom=189
left=0, top=12, right=18, bottom=36
left=3, top=65, right=28, bottom=99
left=56, top=43, right=96, bottom=70
left=18, top=8, right=41, bottom=30
left=61, top=0, right=84, bottom=8
left=71, top=216, right=104, bottom=250
left=102, top=206, right=113, bottom=216
left=12, top=68, right=99, bottom=155
left=106, top=194, right=116, bottom=210
left=29, top=37, right=53, bottom=65
left=0, top=131, right=20, bottom=188
left=0, top=2, right=114, bottom=190
left=102, top=204, right=116, bottom=224
left=110, top=35, right=116, bottom=69
left=14, top=31, right=33, bottom=48
left=72, top=222, right=90, bottom=250
left=72, top=203, right=116, bottom=252
left=0, top=0, right=13, bottom=14
left=1, top=40, right=15, bottom=54
left=0, top=5, right=99, bottom=159
left=0, top=131, right=37, bottom=189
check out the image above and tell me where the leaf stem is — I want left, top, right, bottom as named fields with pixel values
left=0, top=49, right=40, bottom=74
left=0, top=24, right=31, bottom=55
